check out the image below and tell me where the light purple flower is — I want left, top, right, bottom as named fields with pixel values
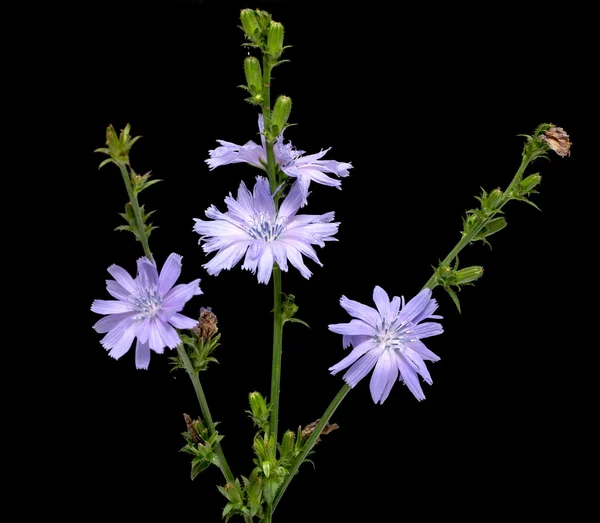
left=91, top=253, right=202, bottom=369
left=329, top=287, right=443, bottom=403
left=205, top=115, right=352, bottom=205
left=193, top=176, right=339, bottom=284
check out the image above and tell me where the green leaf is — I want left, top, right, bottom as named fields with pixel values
left=262, top=476, right=284, bottom=505
left=284, top=317, right=310, bottom=329
left=445, top=287, right=462, bottom=313
left=217, top=485, right=231, bottom=501
left=191, top=459, right=210, bottom=480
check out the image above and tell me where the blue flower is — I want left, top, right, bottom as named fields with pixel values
left=91, top=254, right=201, bottom=369
left=193, top=176, right=339, bottom=284
left=329, top=287, right=443, bottom=403
left=205, top=115, right=352, bottom=205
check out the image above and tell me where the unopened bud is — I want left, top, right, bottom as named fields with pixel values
left=486, top=188, right=504, bottom=210
left=478, top=217, right=507, bottom=238
left=281, top=430, right=296, bottom=457
left=240, top=9, right=260, bottom=42
left=267, top=21, right=284, bottom=59
left=542, top=126, right=571, bottom=157
left=454, top=266, right=484, bottom=285
left=262, top=461, right=271, bottom=478
left=248, top=391, right=269, bottom=423
left=244, top=56, right=263, bottom=98
left=270, top=95, right=292, bottom=137
left=520, top=174, right=542, bottom=193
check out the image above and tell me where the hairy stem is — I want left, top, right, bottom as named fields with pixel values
left=177, top=347, right=235, bottom=484
left=422, top=152, right=532, bottom=291
left=118, top=163, right=154, bottom=263
left=272, top=385, right=351, bottom=512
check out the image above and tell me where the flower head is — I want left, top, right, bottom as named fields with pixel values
left=329, top=287, right=443, bottom=403
left=91, top=253, right=202, bottom=369
left=193, top=176, right=339, bottom=284
left=205, top=115, right=352, bottom=205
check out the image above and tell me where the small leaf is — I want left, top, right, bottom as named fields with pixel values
left=263, top=476, right=284, bottom=505
left=445, top=287, right=462, bottom=313
left=191, top=459, right=210, bottom=480
left=284, top=318, right=310, bottom=329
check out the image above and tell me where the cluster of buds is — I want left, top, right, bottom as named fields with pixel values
left=95, top=123, right=141, bottom=168
left=240, top=9, right=292, bottom=141
left=240, top=9, right=285, bottom=60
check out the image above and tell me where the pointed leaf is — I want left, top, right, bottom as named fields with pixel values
left=284, top=318, right=311, bottom=329
left=191, top=459, right=210, bottom=480
left=445, top=287, right=462, bottom=313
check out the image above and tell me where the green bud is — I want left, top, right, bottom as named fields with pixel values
left=249, top=391, right=269, bottom=421
left=482, top=217, right=507, bottom=236
left=270, top=95, right=292, bottom=137
left=280, top=430, right=296, bottom=458
left=262, top=461, right=271, bottom=478
left=244, top=56, right=263, bottom=97
left=520, top=174, right=542, bottom=193
left=267, top=21, right=284, bottom=59
left=454, top=266, right=484, bottom=285
left=486, top=188, right=504, bottom=210
left=256, top=9, right=273, bottom=31
left=240, top=9, right=260, bottom=42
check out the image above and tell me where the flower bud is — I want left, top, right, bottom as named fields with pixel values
left=270, top=95, right=292, bottom=137
left=240, top=9, right=260, bottom=42
left=454, top=266, right=484, bottom=285
left=486, top=188, right=504, bottom=210
left=281, top=430, right=296, bottom=458
left=261, top=461, right=271, bottom=478
left=480, top=217, right=507, bottom=238
left=244, top=56, right=263, bottom=99
left=520, top=174, right=542, bottom=193
left=248, top=391, right=269, bottom=423
left=267, top=21, right=284, bottom=59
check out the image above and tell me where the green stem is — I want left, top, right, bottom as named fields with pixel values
left=272, top=385, right=351, bottom=513
left=177, top=346, right=235, bottom=484
left=272, top=149, right=538, bottom=514
left=269, top=266, right=284, bottom=441
left=262, top=56, right=272, bottom=121
left=118, top=163, right=154, bottom=263
left=421, top=152, right=532, bottom=291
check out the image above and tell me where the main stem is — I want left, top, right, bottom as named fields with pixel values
left=269, top=266, right=284, bottom=441
left=118, top=163, right=154, bottom=263
left=272, top=151, right=536, bottom=514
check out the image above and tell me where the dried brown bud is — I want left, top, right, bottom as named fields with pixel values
left=301, top=419, right=340, bottom=443
left=192, top=307, right=218, bottom=342
left=184, top=413, right=202, bottom=444
left=542, top=126, right=571, bottom=157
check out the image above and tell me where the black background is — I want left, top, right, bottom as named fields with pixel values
left=47, top=1, right=594, bottom=520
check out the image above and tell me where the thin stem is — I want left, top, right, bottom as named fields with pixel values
left=117, top=163, right=154, bottom=263
left=273, top=149, right=538, bottom=513
left=421, top=153, right=532, bottom=291
left=269, top=266, right=284, bottom=441
left=272, top=385, right=351, bottom=512
left=177, top=346, right=235, bottom=484
left=262, top=56, right=272, bottom=121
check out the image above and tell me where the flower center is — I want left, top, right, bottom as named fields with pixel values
left=130, top=287, right=163, bottom=320
left=375, top=317, right=413, bottom=351
left=248, top=213, right=285, bottom=242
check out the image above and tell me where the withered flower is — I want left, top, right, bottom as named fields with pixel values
left=542, top=126, right=571, bottom=157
